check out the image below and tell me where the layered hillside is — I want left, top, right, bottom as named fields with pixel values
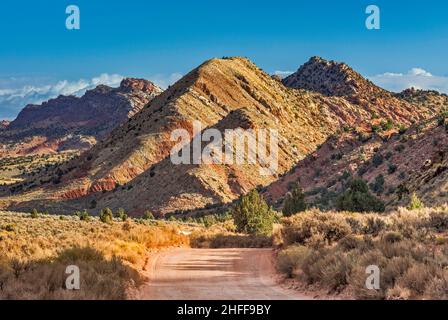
left=283, top=57, right=440, bottom=123
left=1, top=57, right=445, bottom=215
left=0, top=78, right=162, bottom=156
left=267, top=64, right=448, bottom=209
left=396, top=87, right=448, bottom=107
left=265, top=113, right=448, bottom=211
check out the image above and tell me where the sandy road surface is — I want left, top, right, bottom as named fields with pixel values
left=136, top=248, right=312, bottom=300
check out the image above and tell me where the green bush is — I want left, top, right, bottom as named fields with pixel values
left=282, top=184, right=307, bottom=217
left=372, top=154, right=384, bottom=167
left=395, top=144, right=406, bottom=153
left=336, top=179, right=385, bottom=213
left=30, top=209, right=39, bottom=219
left=408, top=193, right=424, bottom=210
left=369, top=174, right=385, bottom=194
left=381, top=119, right=394, bottom=131
left=388, top=164, right=397, bottom=174
left=115, top=208, right=126, bottom=219
left=79, top=210, right=90, bottom=221
left=142, top=211, right=155, bottom=220
left=99, top=208, right=113, bottom=223
left=232, top=189, right=275, bottom=236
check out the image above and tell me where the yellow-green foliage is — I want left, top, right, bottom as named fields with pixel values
left=408, top=193, right=425, bottom=210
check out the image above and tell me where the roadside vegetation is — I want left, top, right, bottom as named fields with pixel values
left=1, top=189, right=447, bottom=300
left=0, top=211, right=190, bottom=299
left=275, top=205, right=448, bottom=299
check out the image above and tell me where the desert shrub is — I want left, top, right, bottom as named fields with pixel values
left=282, top=185, right=307, bottom=217
left=388, top=164, right=397, bottom=174
left=115, top=208, right=126, bottom=219
left=357, top=165, right=368, bottom=176
left=382, top=256, right=413, bottom=289
left=277, top=207, right=448, bottom=299
left=396, top=264, right=434, bottom=295
left=424, top=272, right=448, bottom=299
left=331, top=153, right=343, bottom=160
left=281, top=211, right=351, bottom=245
left=394, top=144, right=406, bottom=153
left=381, top=231, right=403, bottom=244
left=425, top=211, right=448, bottom=231
left=363, top=217, right=387, bottom=236
left=336, top=179, right=385, bottom=213
left=142, top=211, right=155, bottom=220
left=408, top=193, right=424, bottom=210
left=1, top=223, right=16, bottom=232
left=381, top=120, right=394, bottom=131
left=369, top=174, right=385, bottom=194
left=349, top=250, right=388, bottom=299
left=398, top=125, right=407, bottom=135
left=30, top=209, right=39, bottom=219
left=0, top=247, right=144, bottom=300
left=99, top=208, right=113, bottom=224
left=232, top=189, right=275, bottom=236
left=358, top=133, right=372, bottom=143
left=378, top=239, right=419, bottom=260
left=277, top=245, right=311, bottom=278
left=318, top=251, right=354, bottom=292
left=372, top=154, right=384, bottom=167
left=79, top=210, right=90, bottom=222
left=337, top=235, right=365, bottom=251
left=396, top=183, right=409, bottom=200
left=301, top=249, right=354, bottom=292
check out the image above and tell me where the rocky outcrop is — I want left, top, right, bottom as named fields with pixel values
left=0, top=120, right=10, bottom=129
left=0, top=78, right=162, bottom=156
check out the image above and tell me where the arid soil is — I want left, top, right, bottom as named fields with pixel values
left=136, top=248, right=312, bottom=300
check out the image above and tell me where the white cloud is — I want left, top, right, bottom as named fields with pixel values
left=273, top=70, right=294, bottom=78
left=0, top=73, right=124, bottom=120
left=369, top=68, right=448, bottom=93
left=149, top=73, right=183, bottom=89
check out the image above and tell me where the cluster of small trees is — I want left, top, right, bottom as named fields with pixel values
left=72, top=207, right=129, bottom=223
left=27, top=181, right=424, bottom=235
left=230, top=179, right=388, bottom=237
left=336, top=179, right=385, bottom=212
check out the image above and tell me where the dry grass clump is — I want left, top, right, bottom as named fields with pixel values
left=0, top=247, right=142, bottom=300
left=0, top=211, right=190, bottom=299
left=276, top=206, right=448, bottom=299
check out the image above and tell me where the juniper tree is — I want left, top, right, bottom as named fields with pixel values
left=282, top=184, right=307, bottom=217
left=232, top=189, right=275, bottom=236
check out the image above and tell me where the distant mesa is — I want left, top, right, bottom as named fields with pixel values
left=0, top=78, right=162, bottom=156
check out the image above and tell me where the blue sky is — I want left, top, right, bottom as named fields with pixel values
left=1, top=0, right=448, bottom=119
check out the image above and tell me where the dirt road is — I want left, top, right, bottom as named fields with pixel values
left=137, top=248, right=312, bottom=300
